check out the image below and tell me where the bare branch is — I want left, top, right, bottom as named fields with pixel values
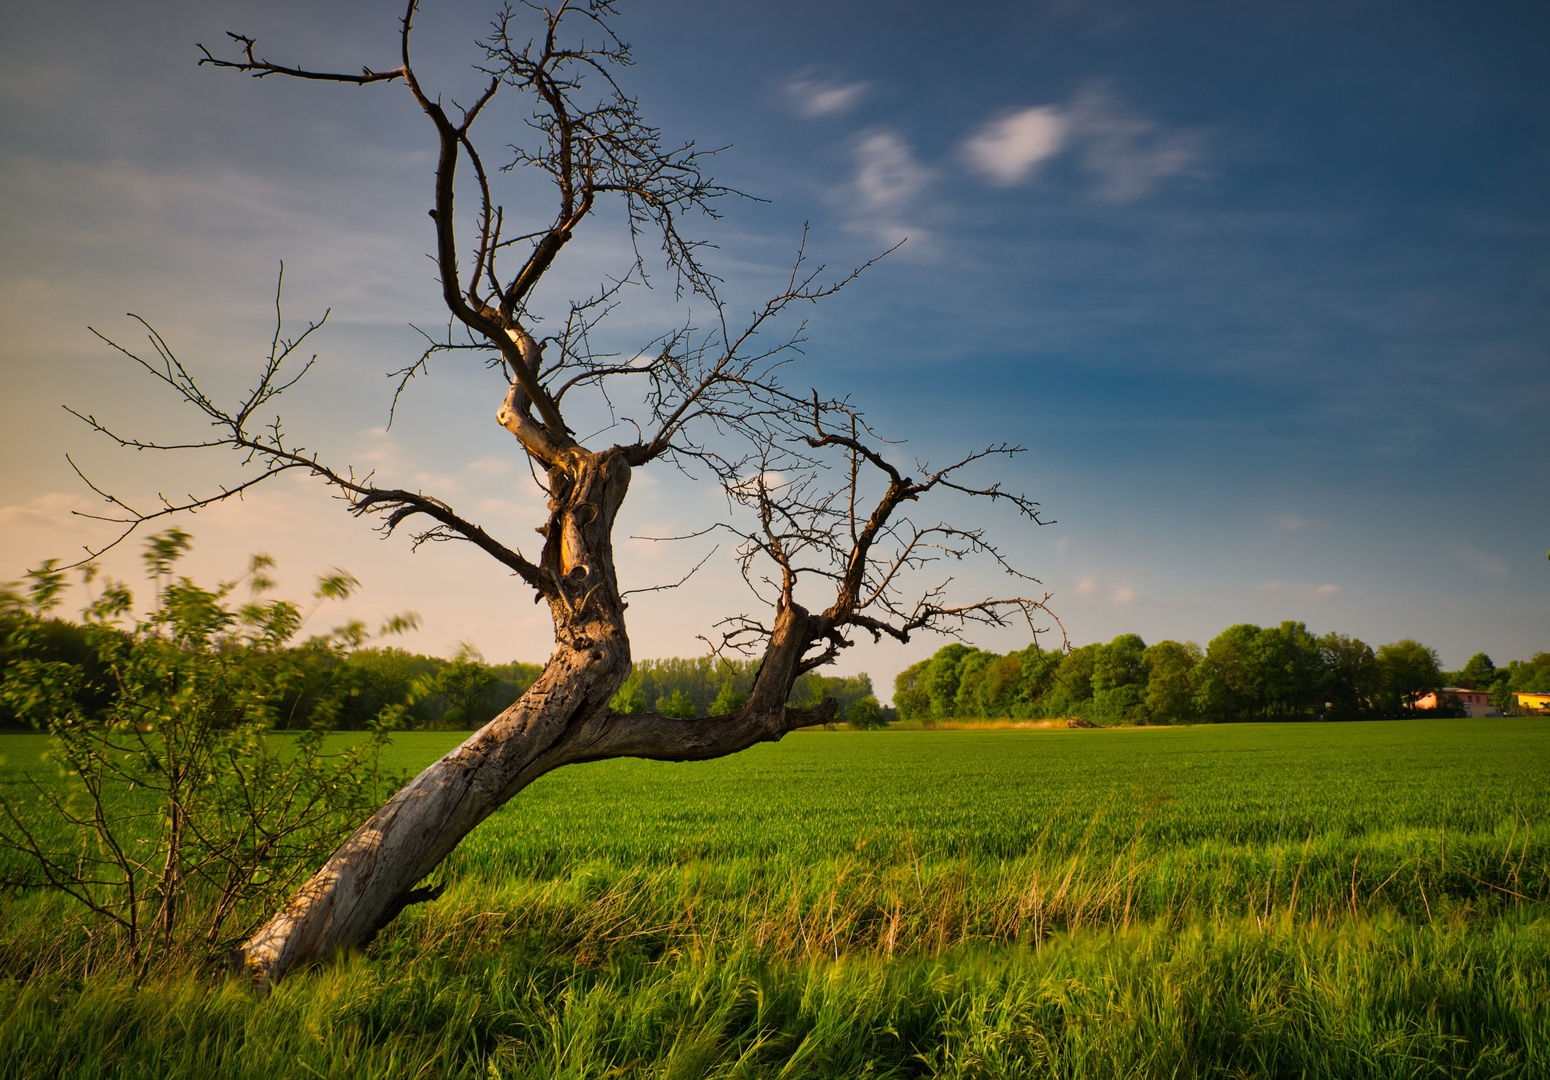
left=620, top=546, right=717, bottom=597
left=71, top=282, right=550, bottom=596
left=197, top=31, right=406, bottom=84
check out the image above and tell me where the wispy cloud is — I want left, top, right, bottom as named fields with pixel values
left=1071, top=577, right=1138, bottom=604
left=853, top=131, right=930, bottom=213
left=1257, top=581, right=1341, bottom=599
left=842, top=130, right=935, bottom=248
left=784, top=71, right=870, bottom=118
left=1448, top=541, right=1507, bottom=577
left=1066, top=84, right=1203, bottom=202
left=960, top=84, right=1201, bottom=201
left=0, top=491, right=95, bottom=532
left=961, top=107, right=1067, bottom=185
left=351, top=427, right=460, bottom=493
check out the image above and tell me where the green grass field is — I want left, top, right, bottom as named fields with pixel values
left=2, top=719, right=1547, bottom=1078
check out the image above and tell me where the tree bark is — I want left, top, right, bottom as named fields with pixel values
left=235, top=446, right=831, bottom=989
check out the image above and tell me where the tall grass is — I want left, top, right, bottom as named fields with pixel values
left=1, top=719, right=1546, bottom=1076
left=2, top=915, right=1544, bottom=1078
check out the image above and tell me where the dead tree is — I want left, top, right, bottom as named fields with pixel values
left=75, top=0, right=1054, bottom=988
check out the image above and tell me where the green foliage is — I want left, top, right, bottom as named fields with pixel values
left=845, top=695, right=886, bottom=729
left=623, top=656, right=756, bottom=717
left=886, top=619, right=1534, bottom=725
left=1451, top=651, right=1498, bottom=689
left=1250, top=621, right=1323, bottom=719
left=791, top=673, right=875, bottom=726
left=1503, top=653, right=1550, bottom=693
left=323, top=647, right=437, bottom=730
left=1041, top=643, right=1101, bottom=718
left=1318, top=632, right=1379, bottom=722
left=0, top=534, right=403, bottom=979
left=431, top=644, right=500, bottom=730
left=891, top=659, right=931, bottom=721
left=924, top=643, right=973, bottom=719
left=597, top=657, right=873, bottom=723
left=709, top=678, right=747, bottom=715
left=1089, top=633, right=1148, bottom=722
left=609, top=670, right=647, bottom=714
left=1192, top=623, right=1262, bottom=722
left=655, top=689, right=698, bottom=719
left=1141, top=639, right=1199, bottom=724
left=1376, top=638, right=1443, bottom=714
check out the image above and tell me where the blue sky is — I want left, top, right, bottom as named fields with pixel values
left=2, top=0, right=1546, bottom=693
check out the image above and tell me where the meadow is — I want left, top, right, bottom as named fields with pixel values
left=1, top=718, right=1547, bottom=1078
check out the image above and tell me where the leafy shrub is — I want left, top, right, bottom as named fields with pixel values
left=0, top=533, right=405, bottom=980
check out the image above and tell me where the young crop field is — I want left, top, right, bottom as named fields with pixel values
left=2, top=718, right=1547, bottom=1078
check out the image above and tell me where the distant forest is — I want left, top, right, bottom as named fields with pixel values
left=895, top=623, right=1550, bottom=725
left=0, top=615, right=882, bottom=732
left=6, top=585, right=1543, bottom=732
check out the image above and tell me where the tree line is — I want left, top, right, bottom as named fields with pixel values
left=0, top=607, right=542, bottom=735
left=893, top=623, right=1550, bottom=725
left=609, top=658, right=885, bottom=728
left=1, top=547, right=886, bottom=735
left=1, top=615, right=890, bottom=733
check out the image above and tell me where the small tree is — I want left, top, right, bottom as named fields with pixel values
left=892, top=659, right=932, bottom=723
left=0, top=535, right=404, bottom=980
left=710, top=678, right=748, bottom=716
left=1142, top=639, right=1200, bottom=725
left=71, top=2, right=1053, bottom=986
left=1316, top=632, right=1379, bottom=721
left=847, top=696, right=886, bottom=730
left=432, top=644, right=500, bottom=729
left=1376, top=638, right=1442, bottom=716
left=655, top=689, right=698, bottom=719
left=1454, top=652, right=1497, bottom=690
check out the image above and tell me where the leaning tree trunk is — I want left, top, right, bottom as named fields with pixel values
left=236, top=446, right=830, bottom=989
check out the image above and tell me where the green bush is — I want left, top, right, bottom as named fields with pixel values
left=0, top=533, right=404, bottom=980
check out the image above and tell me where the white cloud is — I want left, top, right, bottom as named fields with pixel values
left=1066, top=84, right=1202, bottom=202
left=1448, top=541, right=1507, bottom=577
left=853, top=131, right=929, bottom=213
left=350, top=427, right=460, bottom=493
left=785, top=71, right=870, bottom=118
left=731, top=470, right=790, bottom=499
left=1070, top=577, right=1137, bottom=604
left=1257, top=581, right=1341, bottom=599
left=958, top=86, right=1201, bottom=201
left=842, top=130, right=935, bottom=248
left=465, top=456, right=512, bottom=477
left=962, top=107, right=1067, bottom=186
left=0, top=491, right=96, bottom=532
left=1275, top=514, right=1315, bottom=531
